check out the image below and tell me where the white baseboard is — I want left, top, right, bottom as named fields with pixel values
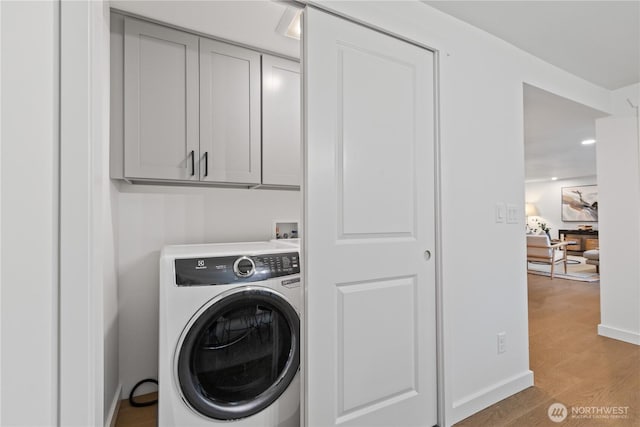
left=450, top=370, right=534, bottom=425
left=598, top=324, right=640, bottom=345
left=105, top=383, right=123, bottom=427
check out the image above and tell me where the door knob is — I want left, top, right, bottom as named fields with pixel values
left=424, top=250, right=432, bottom=261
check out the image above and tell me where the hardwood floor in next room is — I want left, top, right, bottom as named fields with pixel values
left=116, top=274, right=639, bottom=427
left=457, top=274, right=640, bottom=426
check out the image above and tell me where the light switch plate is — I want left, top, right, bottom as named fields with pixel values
left=495, top=203, right=506, bottom=223
left=507, top=204, right=519, bottom=224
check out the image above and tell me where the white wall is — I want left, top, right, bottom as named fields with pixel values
left=117, top=185, right=301, bottom=398
left=99, top=5, right=121, bottom=424
left=104, top=182, right=120, bottom=424
left=596, top=88, right=640, bottom=345
left=525, top=176, right=598, bottom=238
left=58, top=2, right=120, bottom=425
left=313, top=1, right=611, bottom=425
left=0, top=1, right=59, bottom=425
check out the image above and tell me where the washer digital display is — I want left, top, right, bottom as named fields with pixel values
left=175, top=252, right=300, bottom=286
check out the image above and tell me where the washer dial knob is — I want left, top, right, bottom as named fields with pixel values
left=233, top=256, right=255, bottom=278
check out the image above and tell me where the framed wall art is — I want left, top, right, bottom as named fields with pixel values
left=561, top=185, right=598, bottom=222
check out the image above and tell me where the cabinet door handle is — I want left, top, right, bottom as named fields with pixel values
left=204, top=152, right=208, bottom=177
left=190, top=150, right=195, bottom=176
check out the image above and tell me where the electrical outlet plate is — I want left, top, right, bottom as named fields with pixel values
left=497, top=332, right=506, bottom=354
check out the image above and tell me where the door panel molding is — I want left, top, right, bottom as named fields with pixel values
left=336, top=276, right=418, bottom=419
left=336, top=43, right=418, bottom=239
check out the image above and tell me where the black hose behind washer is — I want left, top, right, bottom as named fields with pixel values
left=128, top=378, right=158, bottom=408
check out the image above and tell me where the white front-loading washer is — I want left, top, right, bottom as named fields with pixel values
left=159, top=241, right=301, bottom=427
left=270, top=238, right=300, bottom=248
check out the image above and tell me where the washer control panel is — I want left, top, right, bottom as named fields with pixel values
left=175, top=252, right=300, bottom=286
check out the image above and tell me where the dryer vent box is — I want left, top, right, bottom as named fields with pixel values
left=273, top=221, right=298, bottom=240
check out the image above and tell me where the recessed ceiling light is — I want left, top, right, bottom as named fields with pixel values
left=581, top=139, right=596, bottom=145
left=551, top=177, right=558, bottom=181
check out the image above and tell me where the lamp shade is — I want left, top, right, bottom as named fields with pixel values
left=525, top=203, right=539, bottom=217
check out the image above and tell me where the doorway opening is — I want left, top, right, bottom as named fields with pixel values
left=522, top=83, right=610, bottom=406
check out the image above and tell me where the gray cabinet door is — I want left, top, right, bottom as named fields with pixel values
left=199, top=39, right=261, bottom=184
left=262, top=55, right=301, bottom=187
left=124, top=17, right=199, bottom=181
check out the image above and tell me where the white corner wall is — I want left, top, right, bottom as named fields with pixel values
left=59, top=1, right=120, bottom=425
left=117, top=185, right=301, bottom=398
left=525, top=176, right=598, bottom=237
left=0, top=1, right=59, bottom=425
left=99, top=5, right=121, bottom=425
left=595, top=83, right=640, bottom=345
left=314, top=1, right=611, bottom=425
left=104, top=181, right=121, bottom=426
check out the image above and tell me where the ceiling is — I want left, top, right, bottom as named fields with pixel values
left=424, top=1, right=638, bottom=181
left=424, top=1, right=640, bottom=90
left=523, top=85, right=608, bottom=182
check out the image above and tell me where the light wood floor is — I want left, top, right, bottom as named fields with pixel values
left=115, top=393, right=157, bottom=427
left=116, top=393, right=157, bottom=427
left=456, top=274, right=639, bottom=426
left=115, top=274, right=639, bottom=426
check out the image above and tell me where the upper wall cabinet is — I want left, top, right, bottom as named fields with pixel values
left=123, top=17, right=199, bottom=181
left=111, top=13, right=300, bottom=189
left=262, top=55, right=301, bottom=187
left=199, top=39, right=261, bottom=184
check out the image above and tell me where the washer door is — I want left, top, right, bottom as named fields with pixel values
left=176, top=287, right=300, bottom=420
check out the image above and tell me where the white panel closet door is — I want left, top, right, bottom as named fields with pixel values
left=304, top=7, right=437, bottom=427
